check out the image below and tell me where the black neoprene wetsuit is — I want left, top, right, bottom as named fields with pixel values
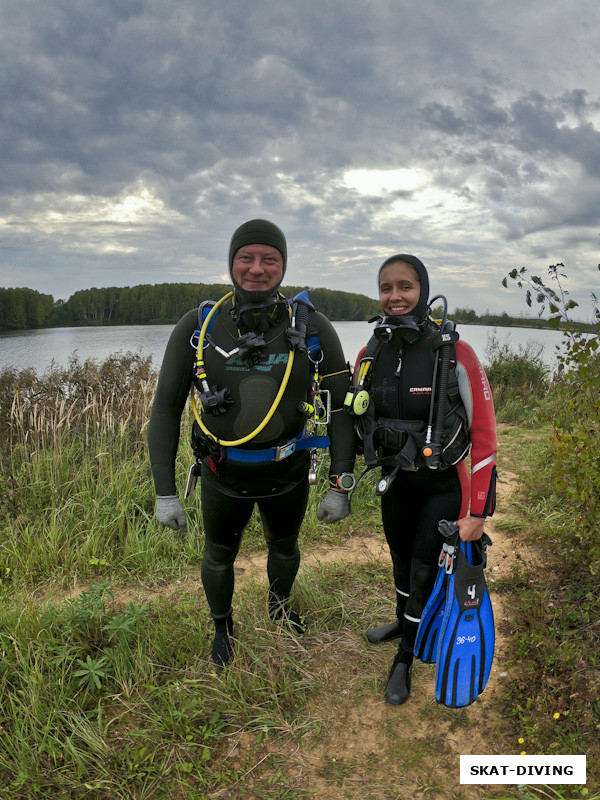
left=368, top=334, right=460, bottom=650
left=148, top=297, right=355, bottom=620
left=362, top=326, right=497, bottom=657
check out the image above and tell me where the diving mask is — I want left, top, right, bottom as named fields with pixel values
left=372, top=314, right=424, bottom=345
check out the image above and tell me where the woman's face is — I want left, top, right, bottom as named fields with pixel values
left=379, top=261, right=421, bottom=316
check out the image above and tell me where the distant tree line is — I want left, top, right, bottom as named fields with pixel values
left=1, top=284, right=595, bottom=333
left=0, top=287, right=56, bottom=330
left=430, top=304, right=592, bottom=331
left=0, top=283, right=382, bottom=331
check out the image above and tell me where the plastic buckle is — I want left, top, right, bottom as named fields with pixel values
left=275, top=441, right=297, bottom=461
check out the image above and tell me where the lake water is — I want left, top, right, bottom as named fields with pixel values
left=0, top=320, right=567, bottom=374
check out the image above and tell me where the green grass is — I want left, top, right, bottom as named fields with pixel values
left=1, top=353, right=599, bottom=798
left=497, top=789, right=599, bottom=800
left=0, top=563, right=402, bottom=798
left=0, top=577, right=331, bottom=797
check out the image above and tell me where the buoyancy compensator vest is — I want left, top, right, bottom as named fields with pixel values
left=185, top=290, right=330, bottom=493
left=346, top=299, right=470, bottom=492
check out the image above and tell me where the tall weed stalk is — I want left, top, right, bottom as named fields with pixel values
left=484, top=332, right=551, bottom=425
left=0, top=354, right=203, bottom=586
left=504, top=263, right=600, bottom=568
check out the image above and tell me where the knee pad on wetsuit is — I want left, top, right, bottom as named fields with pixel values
left=202, top=540, right=238, bottom=573
left=267, top=534, right=300, bottom=561
left=406, top=561, right=438, bottom=617
left=390, top=549, right=410, bottom=590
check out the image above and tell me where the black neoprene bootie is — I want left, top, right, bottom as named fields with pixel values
left=268, top=594, right=305, bottom=634
left=384, top=648, right=413, bottom=706
left=365, top=619, right=403, bottom=644
left=211, top=614, right=234, bottom=667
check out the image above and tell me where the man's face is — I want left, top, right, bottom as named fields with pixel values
left=231, top=244, right=284, bottom=292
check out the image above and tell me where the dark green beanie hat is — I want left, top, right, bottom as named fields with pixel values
left=228, top=219, right=287, bottom=279
left=227, top=219, right=287, bottom=307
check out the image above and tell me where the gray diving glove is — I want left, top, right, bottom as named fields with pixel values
left=316, top=489, right=350, bottom=524
left=155, top=495, right=188, bottom=532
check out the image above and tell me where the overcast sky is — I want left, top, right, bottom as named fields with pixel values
left=1, top=0, right=599, bottom=318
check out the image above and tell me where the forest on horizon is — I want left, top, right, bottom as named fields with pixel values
left=0, top=282, right=593, bottom=333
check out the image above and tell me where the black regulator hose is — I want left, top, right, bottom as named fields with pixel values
left=424, top=295, right=452, bottom=470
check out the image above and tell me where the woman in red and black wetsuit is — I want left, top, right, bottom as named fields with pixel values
left=356, top=254, right=497, bottom=705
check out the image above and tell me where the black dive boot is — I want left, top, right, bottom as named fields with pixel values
left=365, top=589, right=407, bottom=643
left=211, top=614, right=234, bottom=667
left=384, top=647, right=413, bottom=706
left=268, top=592, right=305, bottom=634
left=365, top=619, right=403, bottom=644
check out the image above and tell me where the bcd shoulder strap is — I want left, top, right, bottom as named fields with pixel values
left=191, top=299, right=217, bottom=349
left=354, top=321, right=470, bottom=473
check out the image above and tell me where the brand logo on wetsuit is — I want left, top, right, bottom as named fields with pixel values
left=479, top=365, right=491, bottom=401
left=409, top=386, right=432, bottom=395
left=225, top=353, right=289, bottom=373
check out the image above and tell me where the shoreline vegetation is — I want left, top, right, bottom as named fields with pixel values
left=1, top=283, right=597, bottom=333
left=0, top=308, right=599, bottom=796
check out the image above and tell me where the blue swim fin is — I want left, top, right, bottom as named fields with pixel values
left=434, top=531, right=494, bottom=708
left=414, top=525, right=473, bottom=664
left=414, top=538, right=455, bottom=663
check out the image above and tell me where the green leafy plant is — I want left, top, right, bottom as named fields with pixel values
left=73, top=655, right=110, bottom=691
left=504, top=262, right=600, bottom=569
left=503, top=263, right=579, bottom=324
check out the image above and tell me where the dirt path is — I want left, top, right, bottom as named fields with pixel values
left=89, top=465, right=523, bottom=610
left=289, top=466, right=526, bottom=799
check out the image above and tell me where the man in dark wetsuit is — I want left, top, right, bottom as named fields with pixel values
left=148, top=219, right=356, bottom=666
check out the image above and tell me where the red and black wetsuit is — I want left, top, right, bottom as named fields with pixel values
left=355, top=328, right=497, bottom=656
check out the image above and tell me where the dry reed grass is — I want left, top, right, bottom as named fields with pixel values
left=0, top=352, right=157, bottom=450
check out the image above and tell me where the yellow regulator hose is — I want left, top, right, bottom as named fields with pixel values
left=191, top=292, right=295, bottom=447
